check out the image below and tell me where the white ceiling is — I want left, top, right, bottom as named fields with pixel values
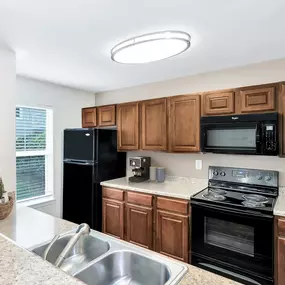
left=0, top=0, right=285, bottom=92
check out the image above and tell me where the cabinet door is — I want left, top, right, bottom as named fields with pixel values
left=102, top=198, right=124, bottom=239
left=280, top=84, right=285, bottom=155
left=156, top=210, right=188, bottom=262
left=82, top=107, right=97, bottom=127
left=117, top=102, right=139, bottom=150
left=98, top=105, right=116, bottom=126
left=126, top=204, right=153, bottom=249
left=239, top=87, right=275, bottom=113
left=141, top=98, right=167, bottom=151
left=202, top=91, right=234, bottom=115
left=277, top=236, right=285, bottom=285
left=169, top=94, right=200, bottom=152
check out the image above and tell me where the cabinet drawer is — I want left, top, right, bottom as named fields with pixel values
left=278, top=218, right=285, bottom=236
left=157, top=197, right=189, bottom=215
left=127, top=192, right=153, bottom=207
left=102, top=187, right=124, bottom=201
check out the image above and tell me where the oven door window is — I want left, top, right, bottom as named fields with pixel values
left=204, top=217, right=254, bottom=257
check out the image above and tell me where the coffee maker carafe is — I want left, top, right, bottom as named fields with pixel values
left=129, top=156, right=151, bottom=183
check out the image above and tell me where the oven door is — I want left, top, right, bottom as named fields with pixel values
left=191, top=202, right=274, bottom=283
left=200, top=122, right=260, bottom=154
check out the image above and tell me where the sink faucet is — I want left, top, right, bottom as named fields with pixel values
left=43, top=223, right=90, bottom=268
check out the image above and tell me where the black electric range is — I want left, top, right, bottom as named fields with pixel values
left=191, top=166, right=279, bottom=285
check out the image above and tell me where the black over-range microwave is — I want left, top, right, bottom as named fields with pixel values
left=200, top=112, right=278, bottom=155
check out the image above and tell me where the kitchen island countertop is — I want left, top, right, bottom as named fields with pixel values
left=0, top=206, right=241, bottom=285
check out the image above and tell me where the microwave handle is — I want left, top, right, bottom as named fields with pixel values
left=255, top=123, right=261, bottom=150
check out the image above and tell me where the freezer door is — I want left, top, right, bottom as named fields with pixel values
left=64, top=129, right=95, bottom=162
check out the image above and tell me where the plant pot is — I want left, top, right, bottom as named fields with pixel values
left=0, top=196, right=14, bottom=220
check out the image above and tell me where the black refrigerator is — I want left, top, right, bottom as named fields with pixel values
left=62, top=128, right=126, bottom=231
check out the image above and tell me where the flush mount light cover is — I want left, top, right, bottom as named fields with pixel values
left=111, top=31, right=191, bottom=64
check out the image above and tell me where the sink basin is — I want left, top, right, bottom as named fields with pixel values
left=32, top=233, right=110, bottom=275
left=74, top=250, right=171, bottom=285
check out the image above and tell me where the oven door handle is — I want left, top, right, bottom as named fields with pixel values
left=191, top=201, right=273, bottom=219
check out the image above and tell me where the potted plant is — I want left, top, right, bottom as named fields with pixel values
left=0, top=177, right=14, bottom=220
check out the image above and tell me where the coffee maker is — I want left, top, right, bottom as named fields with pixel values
left=129, top=156, right=151, bottom=183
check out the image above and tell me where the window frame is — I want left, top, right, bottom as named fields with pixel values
left=16, top=105, right=54, bottom=203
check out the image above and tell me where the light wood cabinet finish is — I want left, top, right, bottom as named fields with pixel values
left=117, top=102, right=140, bottom=150
left=157, top=197, right=189, bottom=215
left=102, top=187, right=124, bottom=201
left=156, top=210, right=188, bottom=262
left=239, top=87, right=276, bottom=113
left=168, top=94, right=201, bottom=152
left=98, top=105, right=116, bottom=126
left=141, top=98, right=167, bottom=151
left=126, top=204, right=153, bottom=249
left=126, top=192, right=152, bottom=207
left=277, top=236, right=285, bottom=285
left=202, top=91, right=235, bottom=115
left=82, top=107, right=97, bottom=127
left=102, top=198, right=124, bottom=239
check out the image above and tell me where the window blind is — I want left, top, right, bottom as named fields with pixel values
left=16, top=107, right=52, bottom=201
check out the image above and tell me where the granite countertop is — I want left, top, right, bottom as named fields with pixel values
left=100, top=176, right=208, bottom=200
left=274, top=186, right=285, bottom=217
left=0, top=206, right=242, bottom=285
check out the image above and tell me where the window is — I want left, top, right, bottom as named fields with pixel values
left=16, top=106, right=53, bottom=201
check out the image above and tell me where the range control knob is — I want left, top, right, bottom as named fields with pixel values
left=220, top=171, right=226, bottom=176
left=257, top=174, right=263, bottom=180
left=213, top=171, right=219, bottom=176
left=265, top=175, right=272, bottom=181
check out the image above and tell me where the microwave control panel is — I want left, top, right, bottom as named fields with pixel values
left=263, top=124, right=277, bottom=152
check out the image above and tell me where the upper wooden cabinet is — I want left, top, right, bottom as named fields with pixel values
left=280, top=83, right=285, bottom=156
left=238, top=86, right=276, bottom=113
left=82, top=107, right=97, bottom=128
left=168, top=94, right=200, bottom=152
left=141, top=98, right=167, bottom=151
left=202, top=91, right=235, bottom=115
left=97, top=105, right=116, bottom=126
left=117, top=102, right=140, bottom=151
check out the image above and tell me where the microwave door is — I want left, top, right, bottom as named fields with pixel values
left=201, top=122, right=258, bottom=154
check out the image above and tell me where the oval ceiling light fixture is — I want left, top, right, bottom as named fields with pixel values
left=111, top=31, right=191, bottom=64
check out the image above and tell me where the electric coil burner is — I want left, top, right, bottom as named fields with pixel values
left=191, top=166, right=279, bottom=285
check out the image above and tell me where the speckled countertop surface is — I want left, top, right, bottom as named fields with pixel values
left=274, top=186, right=285, bottom=217
left=0, top=206, right=242, bottom=285
left=100, top=176, right=208, bottom=200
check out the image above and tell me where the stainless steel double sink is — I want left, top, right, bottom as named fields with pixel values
left=29, top=229, right=187, bottom=285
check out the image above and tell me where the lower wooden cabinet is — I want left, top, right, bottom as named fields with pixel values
left=126, top=204, right=153, bottom=249
left=156, top=210, right=188, bottom=262
left=277, top=236, right=285, bottom=285
left=102, top=198, right=124, bottom=239
left=102, top=187, right=189, bottom=263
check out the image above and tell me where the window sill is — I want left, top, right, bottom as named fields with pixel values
left=17, top=195, right=55, bottom=208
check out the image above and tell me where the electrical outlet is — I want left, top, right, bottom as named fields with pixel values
left=195, top=160, right=202, bottom=170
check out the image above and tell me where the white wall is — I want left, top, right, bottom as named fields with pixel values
left=0, top=48, right=16, bottom=192
left=16, top=76, right=95, bottom=217
left=95, top=58, right=285, bottom=186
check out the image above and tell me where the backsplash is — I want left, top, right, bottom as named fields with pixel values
left=126, top=151, right=285, bottom=186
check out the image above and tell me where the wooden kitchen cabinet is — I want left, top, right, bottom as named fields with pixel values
left=141, top=98, right=167, bottom=151
left=280, top=83, right=285, bottom=156
left=126, top=204, right=153, bottom=249
left=202, top=91, right=235, bottom=115
left=97, top=105, right=116, bottom=126
left=156, top=210, right=188, bottom=262
left=275, top=216, right=285, bottom=285
left=117, top=102, right=140, bottom=151
left=168, top=94, right=200, bottom=152
left=82, top=107, right=97, bottom=127
left=102, top=198, right=124, bottom=239
left=238, top=86, right=276, bottom=113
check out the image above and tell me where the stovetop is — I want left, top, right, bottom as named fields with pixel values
left=192, top=187, right=276, bottom=213
left=191, top=166, right=279, bottom=214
